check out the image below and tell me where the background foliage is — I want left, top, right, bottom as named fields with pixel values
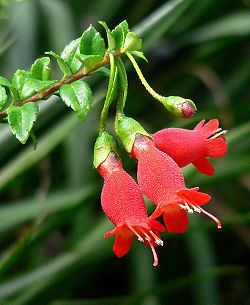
left=0, top=0, right=249, bottom=304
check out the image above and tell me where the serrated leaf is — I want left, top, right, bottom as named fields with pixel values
left=12, top=70, right=56, bottom=100
left=0, top=85, right=8, bottom=111
left=129, top=50, right=148, bottom=62
left=61, top=38, right=81, bottom=73
left=0, top=75, right=19, bottom=102
left=0, top=76, right=12, bottom=87
left=7, top=102, right=39, bottom=144
left=76, top=54, right=103, bottom=70
left=21, top=79, right=56, bottom=100
left=60, top=80, right=93, bottom=121
left=99, top=21, right=115, bottom=50
left=111, top=20, right=129, bottom=50
left=80, top=25, right=105, bottom=58
left=30, top=57, right=51, bottom=81
left=123, top=32, right=142, bottom=51
left=45, top=51, right=72, bottom=78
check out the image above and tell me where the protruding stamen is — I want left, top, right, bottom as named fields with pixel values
left=190, top=204, right=201, bottom=213
left=140, top=228, right=151, bottom=241
left=128, top=226, right=144, bottom=242
left=149, top=230, right=164, bottom=246
left=215, top=128, right=222, bottom=133
left=198, top=206, right=222, bottom=229
left=185, top=202, right=193, bottom=214
left=210, top=129, right=227, bottom=139
left=180, top=204, right=186, bottom=210
left=149, top=242, right=158, bottom=267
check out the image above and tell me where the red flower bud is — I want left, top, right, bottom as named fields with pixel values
left=98, top=153, right=165, bottom=266
left=153, top=119, right=228, bottom=176
left=131, top=135, right=221, bottom=233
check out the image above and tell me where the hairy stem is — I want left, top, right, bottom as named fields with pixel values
left=0, top=50, right=123, bottom=121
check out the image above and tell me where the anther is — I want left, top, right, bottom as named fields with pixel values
left=190, top=204, right=201, bottom=213
left=149, top=230, right=164, bottom=246
left=185, top=202, right=193, bottom=214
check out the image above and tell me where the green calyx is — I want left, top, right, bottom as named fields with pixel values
left=161, top=96, right=197, bottom=118
left=93, top=131, right=118, bottom=168
left=115, top=114, right=151, bottom=153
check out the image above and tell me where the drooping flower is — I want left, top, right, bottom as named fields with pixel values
left=153, top=119, right=228, bottom=176
left=98, top=152, right=165, bottom=266
left=131, top=134, right=222, bottom=233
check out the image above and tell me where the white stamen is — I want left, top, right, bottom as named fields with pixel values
left=215, top=128, right=222, bottom=133
left=190, top=204, right=201, bottom=213
left=149, top=230, right=164, bottom=246
left=140, top=228, right=151, bottom=241
left=185, top=202, right=193, bottom=214
left=180, top=204, right=187, bottom=210
left=128, top=226, right=144, bottom=242
left=210, top=130, right=227, bottom=139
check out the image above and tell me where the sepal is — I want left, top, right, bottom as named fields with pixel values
left=93, top=131, right=118, bottom=168
left=115, top=114, right=151, bottom=153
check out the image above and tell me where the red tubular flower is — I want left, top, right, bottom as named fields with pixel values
left=98, top=153, right=165, bottom=266
left=153, top=119, right=228, bottom=176
left=131, top=135, right=222, bottom=233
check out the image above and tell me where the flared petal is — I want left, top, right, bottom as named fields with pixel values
left=194, top=119, right=206, bottom=130
left=177, top=188, right=211, bottom=206
left=198, top=119, right=219, bottom=136
left=163, top=205, right=189, bottom=233
left=205, top=138, right=228, bottom=157
left=113, top=232, right=133, bottom=258
left=193, top=157, right=214, bottom=176
left=104, top=227, right=117, bottom=238
left=148, top=219, right=165, bottom=232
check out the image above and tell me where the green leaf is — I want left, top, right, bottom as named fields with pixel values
left=12, top=70, right=56, bottom=100
left=61, top=38, right=81, bottom=73
left=80, top=25, right=106, bottom=58
left=59, top=80, right=93, bottom=121
left=0, top=76, right=19, bottom=102
left=0, top=75, right=12, bottom=87
left=7, top=102, right=39, bottom=144
left=45, top=51, right=72, bottom=78
left=95, top=67, right=110, bottom=77
left=123, top=32, right=142, bottom=51
left=30, top=57, right=51, bottom=81
left=129, top=50, right=148, bottom=62
left=111, top=20, right=129, bottom=50
left=0, top=85, right=8, bottom=111
left=76, top=54, right=103, bottom=70
left=99, top=21, right=115, bottom=50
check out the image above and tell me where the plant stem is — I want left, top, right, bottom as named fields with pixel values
left=99, top=53, right=117, bottom=132
left=126, top=52, right=165, bottom=103
left=0, top=50, right=123, bottom=121
left=115, top=58, right=128, bottom=116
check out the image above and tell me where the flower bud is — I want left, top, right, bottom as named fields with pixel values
left=161, top=96, right=197, bottom=118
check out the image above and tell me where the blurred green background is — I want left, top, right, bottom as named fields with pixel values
left=0, top=0, right=249, bottom=304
